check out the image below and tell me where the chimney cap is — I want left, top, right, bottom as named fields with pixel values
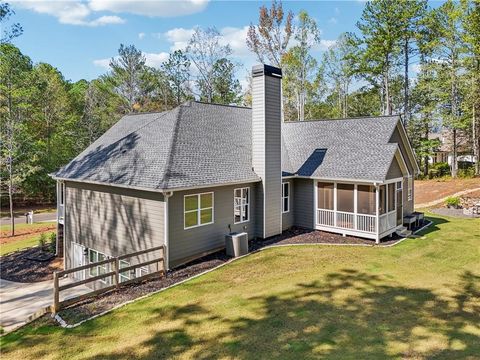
left=252, top=64, right=282, bottom=78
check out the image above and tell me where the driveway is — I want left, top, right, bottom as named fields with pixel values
left=0, top=211, right=57, bottom=226
left=0, top=278, right=89, bottom=333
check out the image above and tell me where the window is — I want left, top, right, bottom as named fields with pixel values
left=136, top=266, right=149, bottom=278
left=119, top=260, right=134, bottom=283
left=282, top=182, right=290, bottom=213
left=387, top=183, right=396, bottom=212
left=234, top=187, right=249, bottom=223
left=337, top=183, right=354, bottom=213
left=184, top=192, right=214, bottom=229
left=379, top=185, right=387, bottom=215
left=88, top=249, right=110, bottom=284
left=357, top=185, right=375, bottom=215
left=407, top=176, right=413, bottom=201
left=317, top=182, right=334, bottom=210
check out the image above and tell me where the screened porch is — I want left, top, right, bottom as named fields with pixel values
left=315, top=180, right=404, bottom=242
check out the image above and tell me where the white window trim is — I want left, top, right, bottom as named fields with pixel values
left=136, top=266, right=149, bottom=278
left=233, top=187, right=250, bottom=224
left=119, top=259, right=132, bottom=283
left=88, top=248, right=110, bottom=284
left=184, top=192, right=214, bottom=230
left=282, top=182, right=290, bottom=213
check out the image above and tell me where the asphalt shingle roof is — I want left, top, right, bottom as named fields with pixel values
left=55, top=101, right=402, bottom=190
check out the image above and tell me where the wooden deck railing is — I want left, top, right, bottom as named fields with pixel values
left=52, top=245, right=166, bottom=313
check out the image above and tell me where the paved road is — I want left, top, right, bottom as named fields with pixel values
left=0, top=211, right=57, bottom=226
left=0, top=278, right=89, bottom=333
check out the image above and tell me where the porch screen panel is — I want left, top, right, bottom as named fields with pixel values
left=357, top=185, right=375, bottom=215
left=379, top=185, right=387, bottom=215
left=337, top=184, right=354, bottom=213
left=387, top=183, right=395, bottom=212
left=317, top=182, right=334, bottom=210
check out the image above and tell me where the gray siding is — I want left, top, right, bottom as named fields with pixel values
left=293, top=178, right=314, bottom=229
left=252, top=72, right=282, bottom=238
left=386, top=156, right=403, bottom=180
left=64, top=182, right=165, bottom=271
left=168, top=182, right=258, bottom=267
left=282, top=179, right=294, bottom=230
left=389, top=127, right=415, bottom=215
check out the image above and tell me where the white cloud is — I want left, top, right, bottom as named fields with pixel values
left=138, top=32, right=146, bottom=40
left=89, top=0, right=209, bottom=17
left=334, top=7, right=340, bottom=15
left=13, top=0, right=209, bottom=26
left=411, top=64, right=422, bottom=74
left=315, top=39, right=337, bottom=51
left=328, top=17, right=338, bottom=24
left=163, top=26, right=250, bottom=58
left=93, top=51, right=170, bottom=70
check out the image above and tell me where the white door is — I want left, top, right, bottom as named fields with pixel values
left=72, top=243, right=85, bottom=280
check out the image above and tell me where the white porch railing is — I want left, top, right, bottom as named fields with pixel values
left=336, top=211, right=355, bottom=229
left=317, top=209, right=335, bottom=227
left=356, top=214, right=376, bottom=233
left=379, top=211, right=396, bottom=234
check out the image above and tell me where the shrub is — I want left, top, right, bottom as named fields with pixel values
left=428, top=162, right=450, bottom=179
left=38, top=233, right=47, bottom=250
left=458, top=167, right=475, bottom=179
left=49, top=232, right=57, bottom=253
left=445, top=196, right=460, bottom=208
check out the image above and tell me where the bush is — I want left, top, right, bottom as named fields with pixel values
left=38, top=233, right=47, bottom=250
left=458, top=166, right=475, bottom=179
left=49, top=232, right=56, bottom=253
left=445, top=196, right=460, bottom=208
left=428, top=162, right=450, bottom=179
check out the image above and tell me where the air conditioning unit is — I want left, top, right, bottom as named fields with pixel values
left=225, top=232, right=249, bottom=257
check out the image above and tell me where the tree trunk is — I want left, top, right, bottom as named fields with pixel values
left=9, top=160, right=14, bottom=237
left=404, top=38, right=409, bottom=126
left=452, top=128, right=458, bottom=178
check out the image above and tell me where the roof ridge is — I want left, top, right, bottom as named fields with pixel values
left=192, top=100, right=251, bottom=110
left=283, top=115, right=400, bottom=123
left=158, top=106, right=183, bottom=189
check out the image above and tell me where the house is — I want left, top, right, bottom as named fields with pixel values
left=428, top=130, right=477, bottom=166
left=53, top=64, right=419, bottom=280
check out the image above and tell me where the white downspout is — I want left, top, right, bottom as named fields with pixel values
left=163, top=191, right=173, bottom=270
left=375, top=183, right=380, bottom=244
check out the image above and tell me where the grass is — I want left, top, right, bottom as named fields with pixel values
left=0, top=206, right=55, bottom=218
left=0, top=222, right=56, bottom=256
left=1, top=214, right=479, bottom=359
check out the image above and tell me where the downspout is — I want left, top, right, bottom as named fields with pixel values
left=162, top=191, right=173, bottom=270
left=374, top=182, right=380, bottom=245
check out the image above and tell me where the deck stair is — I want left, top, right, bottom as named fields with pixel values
left=396, top=226, right=412, bottom=238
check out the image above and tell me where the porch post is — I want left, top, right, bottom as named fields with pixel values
left=333, top=182, right=337, bottom=227
left=353, top=184, right=358, bottom=230
left=375, top=184, right=380, bottom=244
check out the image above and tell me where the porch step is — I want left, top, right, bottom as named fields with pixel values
left=396, top=226, right=412, bottom=238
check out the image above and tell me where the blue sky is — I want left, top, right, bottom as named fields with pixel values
left=9, top=1, right=441, bottom=84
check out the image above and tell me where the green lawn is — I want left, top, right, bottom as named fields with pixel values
left=0, top=222, right=56, bottom=256
left=1, top=214, right=479, bottom=359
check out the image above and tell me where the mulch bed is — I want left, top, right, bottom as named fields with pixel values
left=57, top=226, right=417, bottom=325
left=430, top=207, right=480, bottom=219
left=0, top=247, right=62, bottom=283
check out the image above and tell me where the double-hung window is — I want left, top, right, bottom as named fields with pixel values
left=282, top=182, right=290, bottom=213
left=184, top=192, right=214, bottom=229
left=234, top=187, right=249, bottom=224
left=88, top=249, right=110, bottom=284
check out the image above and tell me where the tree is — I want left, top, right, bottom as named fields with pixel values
left=210, top=58, right=242, bottom=104
left=322, top=33, right=358, bottom=118
left=281, top=11, right=320, bottom=121
left=0, top=2, right=22, bottom=43
left=463, top=0, right=480, bottom=175
left=162, top=50, right=191, bottom=106
left=0, top=44, right=33, bottom=236
left=186, top=27, right=233, bottom=103
left=425, top=0, right=469, bottom=177
left=108, top=44, right=148, bottom=113
left=355, top=0, right=404, bottom=115
left=246, top=0, right=293, bottom=67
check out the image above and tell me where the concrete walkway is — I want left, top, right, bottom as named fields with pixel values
left=416, top=187, right=480, bottom=209
left=0, top=278, right=89, bottom=333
